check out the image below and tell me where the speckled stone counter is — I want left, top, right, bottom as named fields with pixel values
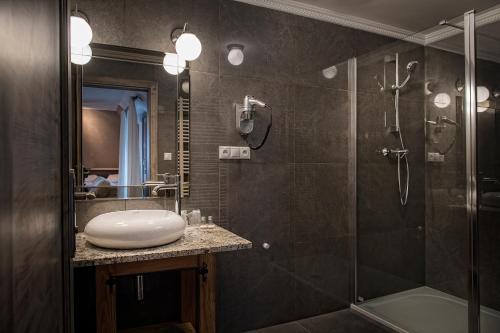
left=73, top=225, right=252, bottom=267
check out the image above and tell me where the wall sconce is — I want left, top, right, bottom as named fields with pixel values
left=227, top=44, right=244, bottom=66
left=477, top=86, right=490, bottom=113
left=322, top=65, right=338, bottom=79
left=171, top=23, right=202, bottom=61
left=71, top=44, right=92, bottom=65
left=163, top=52, right=186, bottom=75
left=70, top=12, right=93, bottom=65
left=434, top=93, right=451, bottom=109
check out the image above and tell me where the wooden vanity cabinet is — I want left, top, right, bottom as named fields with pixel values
left=94, top=254, right=215, bottom=333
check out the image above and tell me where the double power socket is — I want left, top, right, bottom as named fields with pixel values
left=219, top=146, right=251, bottom=160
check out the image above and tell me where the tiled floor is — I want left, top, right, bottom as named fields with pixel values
left=246, top=309, right=394, bottom=333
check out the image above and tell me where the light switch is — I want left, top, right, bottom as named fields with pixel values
left=163, top=152, right=172, bottom=161
left=427, top=152, right=445, bottom=162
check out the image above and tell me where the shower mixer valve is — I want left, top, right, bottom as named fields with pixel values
left=378, top=147, right=409, bottom=158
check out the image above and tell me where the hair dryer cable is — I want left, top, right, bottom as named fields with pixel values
left=244, top=105, right=272, bottom=150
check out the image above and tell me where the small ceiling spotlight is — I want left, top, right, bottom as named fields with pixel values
left=171, top=23, right=202, bottom=61
left=227, top=44, right=244, bottom=66
left=163, top=52, right=186, bottom=75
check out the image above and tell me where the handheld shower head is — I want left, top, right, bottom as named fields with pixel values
left=406, top=61, right=418, bottom=74
left=394, top=60, right=419, bottom=90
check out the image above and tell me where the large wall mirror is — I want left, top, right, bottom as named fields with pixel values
left=73, top=44, right=191, bottom=198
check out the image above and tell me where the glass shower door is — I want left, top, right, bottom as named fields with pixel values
left=475, top=18, right=500, bottom=333
left=352, top=14, right=472, bottom=333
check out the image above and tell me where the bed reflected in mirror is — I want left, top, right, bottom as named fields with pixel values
left=82, top=85, right=151, bottom=198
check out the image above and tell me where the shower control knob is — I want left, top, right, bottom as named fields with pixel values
left=262, top=242, right=271, bottom=250
left=377, top=148, right=390, bottom=156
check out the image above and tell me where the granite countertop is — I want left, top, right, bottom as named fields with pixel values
left=73, top=225, right=252, bottom=267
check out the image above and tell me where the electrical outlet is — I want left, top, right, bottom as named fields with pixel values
left=427, top=152, right=445, bottom=162
left=219, top=146, right=231, bottom=159
left=230, top=147, right=240, bottom=158
left=163, top=152, right=172, bottom=161
left=240, top=147, right=251, bottom=159
left=219, top=146, right=251, bottom=160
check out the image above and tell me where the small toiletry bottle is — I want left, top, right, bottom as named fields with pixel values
left=189, top=209, right=201, bottom=225
left=201, top=216, right=207, bottom=224
left=181, top=210, right=188, bottom=226
left=208, top=216, right=213, bottom=224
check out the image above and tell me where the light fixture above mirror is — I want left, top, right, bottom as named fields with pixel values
left=163, top=52, right=186, bottom=75
left=171, top=23, right=202, bottom=62
left=70, top=12, right=93, bottom=65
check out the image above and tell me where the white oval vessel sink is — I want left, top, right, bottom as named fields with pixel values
left=84, top=210, right=186, bottom=249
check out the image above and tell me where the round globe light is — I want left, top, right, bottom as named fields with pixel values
left=71, top=44, right=92, bottom=65
left=434, top=93, right=451, bottom=109
left=181, top=81, right=190, bottom=94
left=322, top=65, right=338, bottom=79
left=71, top=16, right=93, bottom=47
left=228, top=47, right=244, bottom=66
left=175, top=33, right=202, bottom=61
left=477, top=86, right=490, bottom=103
left=163, top=53, right=186, bottom=75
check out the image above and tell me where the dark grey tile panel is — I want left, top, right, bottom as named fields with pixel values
left=293, top=163, right=349, bottom=241
left=294, top=86, right=349, bottom=164
left=293, top=237, right=351, bottom=319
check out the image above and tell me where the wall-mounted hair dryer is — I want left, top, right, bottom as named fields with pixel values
left=235, top=95, right=272, bottom=150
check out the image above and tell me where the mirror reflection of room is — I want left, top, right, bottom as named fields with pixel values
left=82, top=86, right=149, bottom=197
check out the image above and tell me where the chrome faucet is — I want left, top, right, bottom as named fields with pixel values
left=74, top=191, right=96, bottom=200
left=143, top=174, right=181, bottom=214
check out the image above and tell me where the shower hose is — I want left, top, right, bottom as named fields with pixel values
left=394, top=90, right=410, bottom=206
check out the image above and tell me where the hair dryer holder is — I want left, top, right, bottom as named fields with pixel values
left=235, top=103, right=255, bottom=135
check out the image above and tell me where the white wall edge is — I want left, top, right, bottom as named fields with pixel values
left=234, top=0, right=426, bottom=44
left=235, top=0, right=500, bottom=48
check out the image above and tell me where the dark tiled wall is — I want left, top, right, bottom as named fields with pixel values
left=356, top=42, right=426, bottom=300
left=78, top=0, right=392, bottom=331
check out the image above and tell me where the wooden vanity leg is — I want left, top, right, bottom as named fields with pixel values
left=198, top=254, right=216, bottom=333
left=180, top=269, right=197, bottom=327
left=95, top=265, right=116, bottom=333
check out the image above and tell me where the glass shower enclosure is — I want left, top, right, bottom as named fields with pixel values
left=349, top=8, right=500, bottom=333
